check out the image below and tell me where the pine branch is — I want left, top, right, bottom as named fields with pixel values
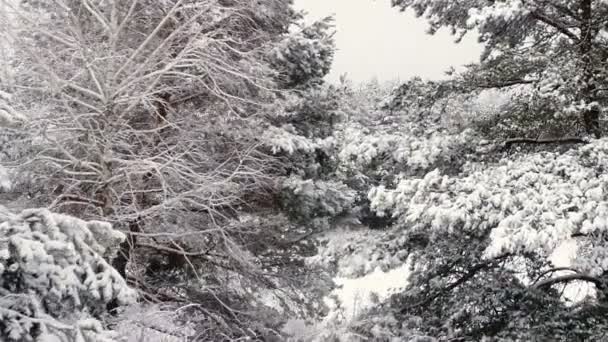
left=530, top=10, right=579, bottom=42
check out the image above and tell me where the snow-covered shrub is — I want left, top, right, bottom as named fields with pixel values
left=0, top=207, right=136, bottom=341
left=281, top=176, right=356, bottom=228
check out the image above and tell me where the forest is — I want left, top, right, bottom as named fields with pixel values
left=2, top=0, right=608, bottom=341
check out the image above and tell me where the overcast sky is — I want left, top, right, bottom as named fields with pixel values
left=294, top=0, right=483, bottom=84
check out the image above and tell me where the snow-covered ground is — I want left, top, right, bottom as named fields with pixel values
left=284, top=228, right=411, bottom=341
left=115, top=304, right=194, bottom=342
left=550, top=240, right=595, bottom=303
left=325, top=262, right=410, bottom=322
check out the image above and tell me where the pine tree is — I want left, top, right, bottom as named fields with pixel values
left=391, top=0, right=608, bottom=138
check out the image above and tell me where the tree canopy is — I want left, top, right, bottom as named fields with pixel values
left=392, top=0, right=608, bottom=138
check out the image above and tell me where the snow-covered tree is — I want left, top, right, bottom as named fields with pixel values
left=391, top=0, right=608, bottom=138
left=333, top=78, right=483, bottom=230
left=360, top=139, right=608, bottom=340
left=264, top=17, right=355, bottom=234
left=271, top=17, right=335, bottom=87
left=0, top=206, right=135, bottom=342
left=1, top=0, right=337, bottom=338
left=301, top=75, right=608, bottom=340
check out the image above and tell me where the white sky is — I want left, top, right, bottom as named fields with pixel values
left=294, top=0, right=483, bottom=83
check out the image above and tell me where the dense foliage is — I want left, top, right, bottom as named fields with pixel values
left=392, top=0, right=608, bottom=138
left=0, top=207, right=135, bottom=342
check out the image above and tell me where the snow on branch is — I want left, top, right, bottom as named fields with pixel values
left=533, top=273, right=604, bottom=290
left=0, top=207, right=136, bottom=341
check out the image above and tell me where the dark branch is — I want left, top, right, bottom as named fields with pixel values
left=532, top=267, right=581, bottom=285
left=547, top=3, right=579, bottom=21
left=571, top=232, right=590, bottom=238
left=402, top=254, right=512, bottom=313
left=504, top=137, right=588, bottom=149
left=530, top=10, right=579, bottom=42
left=534, top=274, right=605, bottom=290
left=475, top=79, right=537, bottom=89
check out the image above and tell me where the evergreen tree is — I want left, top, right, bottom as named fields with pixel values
left=391, top=0, right=608, bottom=138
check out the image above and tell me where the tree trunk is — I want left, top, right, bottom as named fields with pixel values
left=107, top=219, right=140, bottom=314
left=583, top=107, right=601, bottom=138
left=580, top=0, right=601, bottom=138
left=112, top=219, right=140, bottom=278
